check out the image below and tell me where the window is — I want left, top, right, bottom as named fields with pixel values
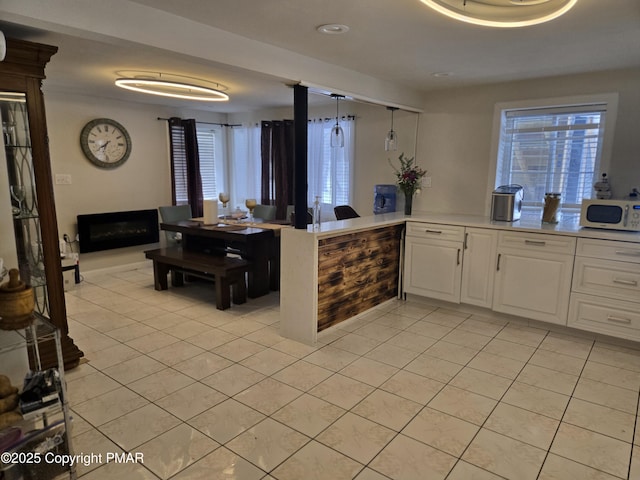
left=308, top=116, right=355, bottom=207
left=493, top=94, right=617, bottom=210
left=195, top=124, right=226, bottom=201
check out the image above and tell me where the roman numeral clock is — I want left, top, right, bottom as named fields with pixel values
left=80, top=118, right=132, bottom=168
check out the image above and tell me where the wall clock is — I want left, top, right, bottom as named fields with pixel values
left=80, top=118, right=132, bottom=168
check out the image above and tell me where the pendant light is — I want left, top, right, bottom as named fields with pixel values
left=330, top=94, right=344, bottom=148
left=385, top=107, right=399, bottom=151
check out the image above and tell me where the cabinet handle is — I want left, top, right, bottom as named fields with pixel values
left=615, top=250, right=640, bottom=257
left=496, top=253, right=501, bottom=271
left=424, top=229, right=442, bottom=234
left=464, top=232, right=469, bottom=250
left=612, top=278, right=638, bottom=286
left=607, top=315, right=632, bottom=325
left=457, top=249, right=461, bottom=265
left=525, top=240, right=546, bottom=246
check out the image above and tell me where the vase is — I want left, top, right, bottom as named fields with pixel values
left=404, top=193, right=413, bottom=215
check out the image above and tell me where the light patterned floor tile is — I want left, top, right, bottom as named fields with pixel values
left=125, top=330, right=180, bottom=354
left=211, top=338, right=266, bottom=362
left=272, top=393, right=345, bottom=437
left=425, top=340, right=480, bottom=365
left=305, top=345, right=360, bottom=371
left=79, top=461, right=158, bottom=480
left=147, top=341, right=206, bottom=366
left=233, top=377, right=302, bottom=415
left=369, top=434, right=457, bottom=480
left=127, top=368, right=195, bottom=401
left=516, top=364, right=579, bottom=395
left=573, top=377, right=639, bottom=414
left=550, top=422, right=632, bottom=478
left=538, top=453, right=621, bottom=480
left=538, top=332, right=593, bottom=359
left=528, top=348, right=587, bottom=376
left=581, top=360, right=640, bottom=392
left=428, top=385, right=497, bottom=426
left=404, top=354, right=463, bottom=383
left=329, top=333, right=382, bottom=355
left=446, top=461, right=505, bottom=480
left=100, top=403, right=181, bottom=451
left=309, top=374, right=375, bottom=410
left=441, top=329, right=493, bottom=350
left=352, top=389, right=422, bottom=431
left=172, top=351, right=234, bottom=380
left=200, top=364, right=265, bottom=396
left=484, top=402, right=559, bottom=450
left=563, top=397, right=636, bottom=442
left=225, top=418, right=309, bottom=472
left=188, top=398, right=265, bottom=444
left=316, top=412, right=395, bottom=464
left=171, top=447, right=266, bottom=480
left=73, top=428, right=124, bottom=477
left=463, top=428, right=547, bottom=480
left=272, top=440, right=364, bottom=480
left=103, top=355, right=166, bottom=384
left=364, top=342, right=420, bottom=368
left=137, top=424, right=218, bottom=480
left=239, top=347, right=298, bottom=375
left=385, top=330, right=436, bottom=353
left=402, top=407, right=479, bottom=456
left=67, top=371, right=121, bottom=406
left=339, top=357, right=399, bottom=387
left=155, top=382, right=227, bottom=421
left=271, top=360, right=333, bottom=391
left=482, top=338, right=536, bottom=362
left=501, top=381, right=570, bottom=420
left=468, top=351, right=526, bottom=379
left=380, top=370, right=445, bottom=404
left=73, top=386, right=149, bottom=427
left=450, top=367, right=512, bottom=400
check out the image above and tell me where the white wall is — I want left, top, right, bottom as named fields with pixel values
left=411, top=67, right=640, bottom=216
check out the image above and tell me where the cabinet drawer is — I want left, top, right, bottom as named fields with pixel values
left=406, top=222, right=465, bottom=242
left=576, top=238, right=640, bottom=264
left=498, top=231, right=576, bottom=255
left=572, top=257, right=640, bottom=302
left=569, top=293, right=640, bottom=342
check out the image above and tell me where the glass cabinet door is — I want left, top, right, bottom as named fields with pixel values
left=1, top=93, right=49, bottom=316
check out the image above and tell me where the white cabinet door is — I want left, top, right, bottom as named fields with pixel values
left=404, top=236, right=462, bottom=303
left=493, top=248, right=573, bottom=325
left=461, top=228, right=497, bottom=308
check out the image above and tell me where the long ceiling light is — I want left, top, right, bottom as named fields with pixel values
left=115, top=76, right=229, bottom=102
left=418, top=0, right=578, bottom=28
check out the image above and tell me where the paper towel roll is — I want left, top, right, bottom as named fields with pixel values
left=203, top=199, right=219, bottom=225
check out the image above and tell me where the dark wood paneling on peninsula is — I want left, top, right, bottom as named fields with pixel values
left=317, top=224, right=403, bottom=331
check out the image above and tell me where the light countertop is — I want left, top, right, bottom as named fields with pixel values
left=291, top=210, right=640, bottom=244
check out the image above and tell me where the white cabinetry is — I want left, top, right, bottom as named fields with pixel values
left=493, top=231, right=576, bottom=325
left=569, top=238, right=640, bottom=341
left=461, top=228, right=498, bottom=308
left=404, top=222, right=464, bottom=303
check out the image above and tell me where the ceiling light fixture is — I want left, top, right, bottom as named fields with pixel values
left=385, top=107, right=399, bottom=151
left=330, top=94, right=345, bottom=148
left=115, top=75, right=229, bottom=102
left=418, top=0, right=578, bottom=28
left=316, top=24, right=350, bottom=35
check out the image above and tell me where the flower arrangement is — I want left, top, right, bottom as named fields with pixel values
left=389, top=153, right=427, bottom=197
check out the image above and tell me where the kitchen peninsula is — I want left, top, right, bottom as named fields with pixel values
left=280, top=211, right=640, bottom=345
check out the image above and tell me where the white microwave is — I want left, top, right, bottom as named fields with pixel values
left=580, top=199, right=640, bottom=231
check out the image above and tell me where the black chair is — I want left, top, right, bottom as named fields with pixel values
left=334, top=205, right=360, bottom=220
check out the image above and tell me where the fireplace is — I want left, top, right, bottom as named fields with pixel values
left=77, top=209, right=159, bottom=253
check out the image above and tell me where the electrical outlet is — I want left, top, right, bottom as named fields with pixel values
left=55, top=174, right=72, bottom=185
left=424, top=176, right=432, bottom=188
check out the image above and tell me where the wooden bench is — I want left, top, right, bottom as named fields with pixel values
left=144, top=247, right=251, bottom=310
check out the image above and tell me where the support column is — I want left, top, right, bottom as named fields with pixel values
left=293, top=84, right=308, bottom=229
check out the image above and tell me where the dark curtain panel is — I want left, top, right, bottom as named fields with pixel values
left=167, top=118, right=203, bottom=217
left=260, top=120, right=294, bottom=219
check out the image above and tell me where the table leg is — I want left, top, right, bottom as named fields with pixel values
left=152, top=261, right=170, bottom=290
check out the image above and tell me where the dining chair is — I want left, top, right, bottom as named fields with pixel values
left=286, top=205, right=313, bottom=224
left=158, top=205, right=192, bottom=245
left=253, top=204, right=277, bottom=221
left=334, top=205, right=360, bottom=220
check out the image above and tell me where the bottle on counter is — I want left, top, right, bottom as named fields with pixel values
left=313, top=196, right=321, bottom=230
left=542, top=193, right=561, bottom=224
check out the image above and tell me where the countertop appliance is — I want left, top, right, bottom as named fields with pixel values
left=580, top=198, right=640, bottom=231
left=491, top=184, right=524, bottom=222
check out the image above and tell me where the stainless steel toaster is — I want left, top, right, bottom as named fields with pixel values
left=491, top=185, right=524, bottom=222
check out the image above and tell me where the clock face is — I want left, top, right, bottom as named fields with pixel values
left=80, top=118, right=132, bottom=168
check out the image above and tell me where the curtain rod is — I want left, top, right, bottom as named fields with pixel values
left=156, top=117, right=242, bottom=127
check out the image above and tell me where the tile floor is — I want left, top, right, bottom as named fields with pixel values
left=63, top=264, right=640, bottom=480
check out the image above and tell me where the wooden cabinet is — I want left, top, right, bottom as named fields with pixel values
left=404, top=222, right=464, bottom=303
left=1, top=38, right=82, bottom=369
left=492, top=231, right=576, bottom=325
left=460, top=228, right=497, bottom=308
left=569, top=238, right=640, bottom=341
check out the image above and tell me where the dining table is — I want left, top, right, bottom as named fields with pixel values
left=159, top=219, right=284, bottom=298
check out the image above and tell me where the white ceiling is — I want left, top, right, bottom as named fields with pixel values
left=1, top=0, right=639, bottom=112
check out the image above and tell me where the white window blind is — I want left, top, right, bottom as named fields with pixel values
left=496, top=104, right=607, bottom=209
left=195, top=126, right=218, bottom=200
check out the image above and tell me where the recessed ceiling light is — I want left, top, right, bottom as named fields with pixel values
left=316, top=24, right=350, bottom=35
left=419, top=0, right=578, bottom=28
left=431, top=72, right=453, bottom=77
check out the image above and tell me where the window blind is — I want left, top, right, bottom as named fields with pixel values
left=169, top=122, right=188, bottom=205
left=195, top=126, right=217, bottom=200
left=496, top=105, right=606, bottom=209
